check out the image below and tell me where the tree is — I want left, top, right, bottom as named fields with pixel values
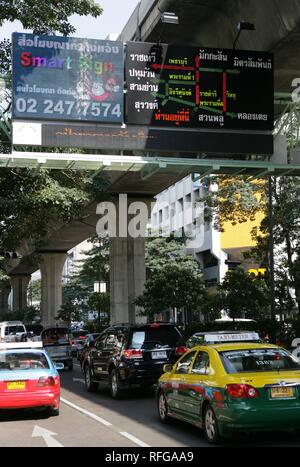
left=60, top=237, right=110, bottom=326
left=55, top=299, right=82, bottom=327
left=202, top=175, right=266, bottom=231
left=202, top=173, right=300, bottom=317
left=0, top=1, right=103, bottom=35
left=78, top=236, right=110, bottom=285
left=215, top=267, right=270, bottom=321
left=0, top=169, right=94, bottom=251
left=245, top=177, right=300, bottom=315
left=0, top=305, right=40, bottom=324
left=135, top=237, right=208, bottom=321
left=87, top=291, right=110, bottom=327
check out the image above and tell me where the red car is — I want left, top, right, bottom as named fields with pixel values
left=0, top=342, right=63, bottom=415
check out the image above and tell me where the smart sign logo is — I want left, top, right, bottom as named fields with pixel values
left=12, top=33, right=124, bottom=123
left=126, top=42, right=274, bottom=131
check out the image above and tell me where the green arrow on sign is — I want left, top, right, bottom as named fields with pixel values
left=226, top=69, right=240, bottom=75
left=227, top=112, right=237, bottom=118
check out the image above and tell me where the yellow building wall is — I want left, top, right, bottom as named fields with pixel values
left=220, top=212, right=264, bottom=249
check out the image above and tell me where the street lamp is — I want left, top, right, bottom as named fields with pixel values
left=94, top=281, right=106, bottom=293
left=160, top=11, right=179, bottom=25
left=233, top=21, right=255, bottom=49
left=93, top=281, right=107, bottom=329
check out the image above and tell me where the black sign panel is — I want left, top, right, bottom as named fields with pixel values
left=41, top=123, right=273, bottom=154
left=126, top=42, right=274, bottom=131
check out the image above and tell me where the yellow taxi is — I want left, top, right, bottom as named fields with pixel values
left=156, top=332, right=300, bottom=443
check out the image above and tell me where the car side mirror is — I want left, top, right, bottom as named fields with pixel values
left=88, top=340, right=95, bottom=348
left=55, top=362, right=64, bottom=371
left=163, top=364, right=173, bottom=373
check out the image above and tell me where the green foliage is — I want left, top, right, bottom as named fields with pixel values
left=61, top=236, right=110, bottom=325
left=215, top=267, right=270, bottom=320
left=28, top=279, right=41, bottom=303
left=0, top=1, right=103, bottom=35
left=246, top=177, right=300, bottom=313
left=202, top=176, right=266, bottom=231
left=135, top=237, right=207, bottom=319
left=0, top=168, right=92, bottom=251
left=55, top=299, right=83, bottom=327
left=87, top=291, right=110, bottom=326
left=78, top=236, right=110, bottom=285
left=0, top=305, right=40, bottom=324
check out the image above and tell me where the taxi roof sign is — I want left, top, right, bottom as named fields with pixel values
left=0, top=341, right=43, bottom=350
left=203, top=332, right=260, bottom=344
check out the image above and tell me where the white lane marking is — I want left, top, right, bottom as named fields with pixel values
left=32, top=425, right=63, bottom=447
left=73, top=363, right=81, bottom=368
left=61, top=397, right=112, bottom=427
left=73, top=378, right=85, bottom=384
left=119, top=431, right=150, bottom=447
left=61, top=397, right=150, bottom=447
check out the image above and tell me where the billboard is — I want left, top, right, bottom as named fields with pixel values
left=12, top=33, right=124, bottom=123
left=125, top=42, right=274, bottom=131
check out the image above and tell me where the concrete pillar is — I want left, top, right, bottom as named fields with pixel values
left=0, top=285, right=11, bottom=315
left=9, top=274, right=31, bottom=312
left=110, top=236, right=147, bottom=324
left=39, top=252, right=67, bottom=327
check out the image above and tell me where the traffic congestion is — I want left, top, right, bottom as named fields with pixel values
left=1, top=321, right=300, bottom=447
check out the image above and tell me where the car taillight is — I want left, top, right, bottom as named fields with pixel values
left=226, top=384, right=259, bottom=399
left=175, top=346, right=188, bottom=355
left=123, top=349, right=143, bottom=359
left=37, top=376, right=58, bottom=387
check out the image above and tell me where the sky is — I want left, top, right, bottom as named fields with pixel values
left=0, top=0, right=140, bottom=40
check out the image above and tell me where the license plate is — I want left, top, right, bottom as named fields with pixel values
left=151, top=351, right=167, bottom=359
left=270, top=386, right=294, bottom=398
left=6, top=381, right=26, bottom=390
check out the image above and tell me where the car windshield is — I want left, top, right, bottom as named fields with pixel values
left=220, top=348, right=300, bottom=374
left=0, top=352, right=50, bottom=371
left=5, top=325, right=25, bottom=335
left=129, top=327, right=183, bottom=349
left=42, top=328, right=70, bottom=345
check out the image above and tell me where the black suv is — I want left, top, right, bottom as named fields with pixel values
left=81, top=323, right=186, bottom=398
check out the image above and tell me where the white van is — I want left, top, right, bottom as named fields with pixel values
left=0, top=321, right=27, bottom=342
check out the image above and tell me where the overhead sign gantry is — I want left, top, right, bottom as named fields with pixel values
left=11, top=32, right=273, bottom=157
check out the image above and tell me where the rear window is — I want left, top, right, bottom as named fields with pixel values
left=42, top=328, right=70, bottom=345
left=220, top=348, right=300, bottom=374
left=0, top=352, right=50, bottom=371
left=5, top=325, right=26, bottom=336
left=72, top=331, right=88, bottom=338
left=129, top=326, right=183, bottom=349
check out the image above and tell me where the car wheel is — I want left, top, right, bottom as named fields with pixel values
left=84, top=366, right=98, bottom=392
left=157, top=391, right=169, bottom=423
left=204, top=405, right=221, bottom=444
left=47, top=406, right=59, bottom=417
left=110, top=369, right=124, bottom=399
left=68, top=362, right=73, bottom=371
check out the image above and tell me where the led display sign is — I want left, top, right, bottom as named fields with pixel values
left=12, top=33, right=124, bottom=123
left=125, top=42, right=273, bottom=131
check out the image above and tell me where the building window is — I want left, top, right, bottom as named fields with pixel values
left=203, top=250, right=218, bottom=269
